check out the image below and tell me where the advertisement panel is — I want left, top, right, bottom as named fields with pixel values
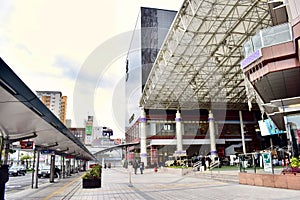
left=20, top=140, right=34, bottom=149
left=85, top=135, right=92, bottom=145
left=86, top=125, right=92, bottom=135
left=262, top=152, right=272, bottom=172
left=258, top=119, right=285, bottom=136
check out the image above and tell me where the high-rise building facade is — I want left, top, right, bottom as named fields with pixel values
left=36, top=91, right=67, bottom=125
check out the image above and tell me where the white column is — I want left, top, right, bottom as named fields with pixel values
left=176, top=110, right=183, bottom=152
left=239, top=110, right=246, bottom=154
left=208, top=110, right=217, bottom=159
left=140, top=108, right=147, bottom=167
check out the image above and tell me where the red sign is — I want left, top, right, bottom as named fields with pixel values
left=65, top=155, right=75, bottom=159
left=20, top=140, right=34, bottom=149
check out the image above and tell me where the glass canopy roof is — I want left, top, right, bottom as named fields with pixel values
left=140, top=0, right=272, bottom=111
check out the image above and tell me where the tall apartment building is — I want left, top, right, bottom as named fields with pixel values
left=36, top=91, right=67, bottom=125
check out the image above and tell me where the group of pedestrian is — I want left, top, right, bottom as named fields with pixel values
left=133, top=160, right=144, bottom=174
left=104, top=163, right=111, bottom=169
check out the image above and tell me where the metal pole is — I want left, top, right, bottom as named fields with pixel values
left=31, top=149, right=36, bottom=188
left=239, top=111, right=246, bottom=154
left=128, top=165, right=133, bottom=187
left=62, top=156, right=65, bottom=178
left=35, top=150, right=40, bottom=188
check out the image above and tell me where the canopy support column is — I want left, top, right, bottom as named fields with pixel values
left=209, top=110, right=217, bottom=159
left=140, top=108, right=147, bottom=167
left=176, top=110, right=183, bottom=152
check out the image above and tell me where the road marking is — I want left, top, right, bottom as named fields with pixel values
left=43, top=176, right=81, bottom=200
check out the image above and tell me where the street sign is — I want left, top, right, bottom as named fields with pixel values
left=40, top=150, right=55, bottom=155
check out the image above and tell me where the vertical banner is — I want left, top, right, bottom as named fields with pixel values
left=151, top=148, right=158, bottom=165
left=262, top=152, right=272, bottom=172
left=297, top=130, right=300, bottom=144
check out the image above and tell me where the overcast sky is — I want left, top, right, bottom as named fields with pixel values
left=0, top=0, right=183, bottom=138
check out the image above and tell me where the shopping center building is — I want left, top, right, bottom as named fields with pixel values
left=125, top=0, right=300, bottom=167
left=242, top=0, right=300, bottom=157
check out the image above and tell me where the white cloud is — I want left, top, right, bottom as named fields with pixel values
left=0, top=0, right=183, bottom=138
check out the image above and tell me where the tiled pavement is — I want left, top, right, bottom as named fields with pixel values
left=5, top=167, right=300, bottom=200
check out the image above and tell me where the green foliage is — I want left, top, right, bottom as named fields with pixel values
left=290, top=156, right=300, bottom=168
left=20, top=154, right=32, bottom=161
left=168, top=165, right=188, bottom=169
left=82, top=164, right=102, bottom=179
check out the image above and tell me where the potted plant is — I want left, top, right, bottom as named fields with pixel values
left=282, top=156, right=300, bottom=175
left=82, top=164, right=102, bottom=188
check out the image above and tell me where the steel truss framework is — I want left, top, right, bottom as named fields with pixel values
left=140, top=0, right=272, bottom=111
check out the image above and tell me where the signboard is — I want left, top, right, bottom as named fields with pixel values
left=86, top=125, right=92, bottom=135
left=65, top=155, right=75, bottom=159
left=241, top=49, right=262, bottom=69
left=85, top=135, right=92, bottom=145
left=258, top=119, right=285, bottom=136
left=173, top=150, right=187, bottom=157
left=262, top=152, right=272, bottom=172
left=20, top=140, right=34, bottom=149
left=40, top=150, right=55, bottom=154
left=102, top=129, right=113, bottom=136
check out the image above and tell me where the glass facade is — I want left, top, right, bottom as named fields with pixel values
left=125, top=8, right=177, bottom=130
left=243, top=23, right=292, bottom=58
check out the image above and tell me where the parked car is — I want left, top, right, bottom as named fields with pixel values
left=9, top=165, right=26, bottom=176
left=38, top=165, right=60, bottom=178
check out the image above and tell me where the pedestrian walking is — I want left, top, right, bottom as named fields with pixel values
left=133, top=160, right=139, bottom=174
left=139, top=162, right=144, bottom=174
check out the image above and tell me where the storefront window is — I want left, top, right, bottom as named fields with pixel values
left=286, top=114, right=300, bottom=156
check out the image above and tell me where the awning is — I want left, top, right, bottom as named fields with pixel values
left=0, top=58, right=95, bottom=161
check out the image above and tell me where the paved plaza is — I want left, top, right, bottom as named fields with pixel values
left=5, top=167, right=300, bottom=200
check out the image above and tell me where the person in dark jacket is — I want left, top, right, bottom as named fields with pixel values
left=139, top=162, right=144, bottom=174
left=133, top=160, right=139, bottom=174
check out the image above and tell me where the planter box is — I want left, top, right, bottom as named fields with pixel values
left=82, top=178, right=101, bottom=188
left=239, top=172, right=300, bottom=190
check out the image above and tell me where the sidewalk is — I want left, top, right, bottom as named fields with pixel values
left=6, top=167, right=300, bottom=200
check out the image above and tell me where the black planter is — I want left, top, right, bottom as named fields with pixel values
left=82, top=178, right=101, bottom=188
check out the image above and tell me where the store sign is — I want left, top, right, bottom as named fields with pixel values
left=20, top=140, right=34, bottom=149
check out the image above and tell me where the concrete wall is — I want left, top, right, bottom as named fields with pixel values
left=239, top=172, right=300, bottom=190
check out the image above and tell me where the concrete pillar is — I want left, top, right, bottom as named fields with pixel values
left=140, top=108, right=147, bottom=167
left=49, top=154, right=55, bottom=183
left=239, top=110, right=246, bottom=154
left=176, top=110, right=183, bottom=152
left=208, top=110, right=217, bottom=159
left=62, top=156, right=65, bottom=178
